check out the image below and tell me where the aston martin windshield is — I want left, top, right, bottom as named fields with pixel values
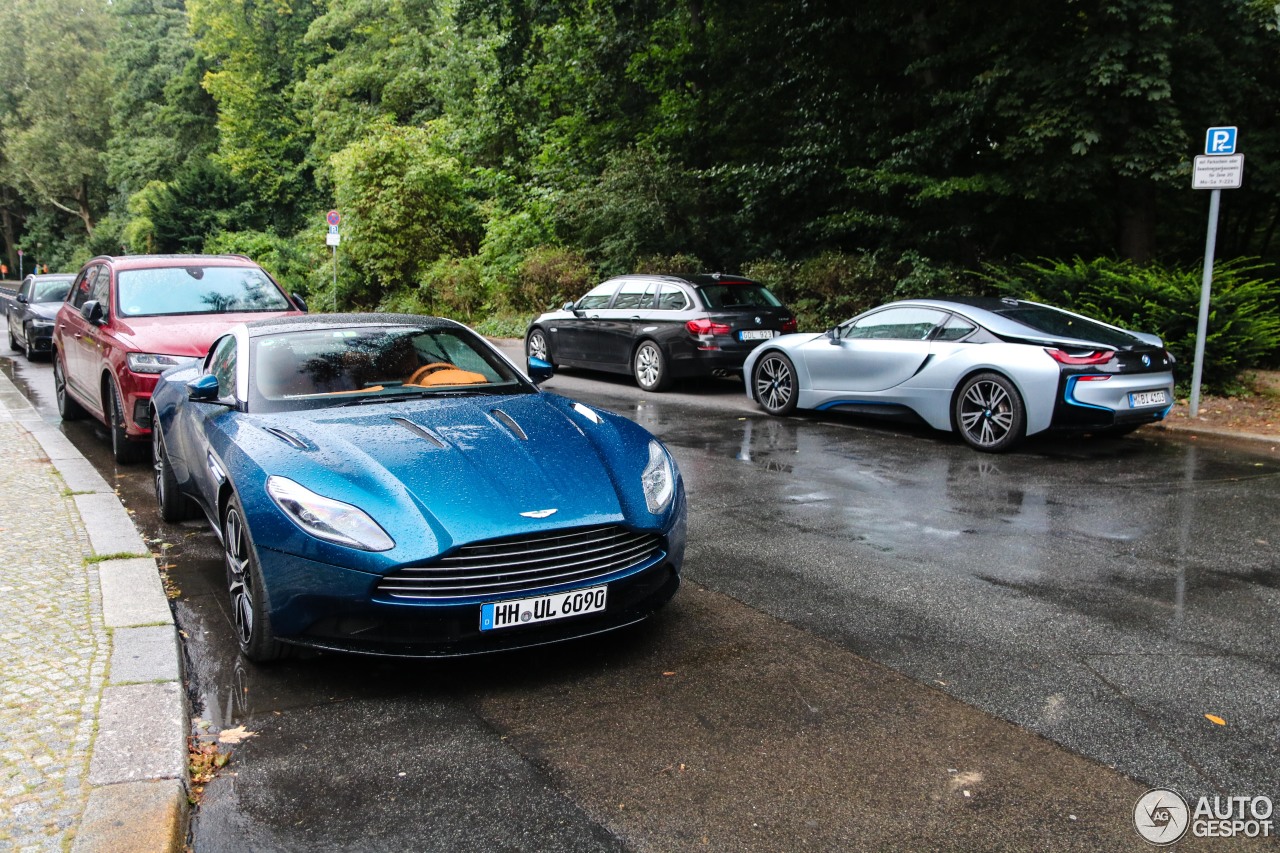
left=250, top=325, right=529, bottom=412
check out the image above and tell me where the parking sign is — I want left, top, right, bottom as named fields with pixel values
left=1205, top=127, right=1237, bottom=156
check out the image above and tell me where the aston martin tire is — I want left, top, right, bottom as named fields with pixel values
left=752, top=351, right=799, bottom=416
left=54, top=355, right=86, bottom=421
left=153, top=424, right=195, bottom=522
left=108, top=379, right=147, bottom=464
left=223, top=495, right=291, bottom=663
left=633, top=340, right=671, bottom=392
left=526, top=327, right=554, bottom=366
left=954, top=372, right=1025, bottom=453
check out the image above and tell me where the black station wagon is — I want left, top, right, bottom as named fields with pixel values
left=525, top=273, right=796, bottom=391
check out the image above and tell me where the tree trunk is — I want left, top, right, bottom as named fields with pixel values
left=1118, top=182, right=1155, bottom=263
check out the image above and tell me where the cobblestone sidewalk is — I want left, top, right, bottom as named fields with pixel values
left=0, top=418, right=105, bottom=850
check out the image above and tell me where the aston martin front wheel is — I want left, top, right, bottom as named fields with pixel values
left=224, top=495, right=290, bottom=663
left=753, top=351, right=798, bottom=416
left=954, top=372, right=1025, bottom=453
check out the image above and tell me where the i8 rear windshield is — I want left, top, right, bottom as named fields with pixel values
left=996, top=306, right=1140, bottom=348
left=695, top=283, right=782, bottom=310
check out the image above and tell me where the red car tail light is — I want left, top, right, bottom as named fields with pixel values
left=782, top=318, right=798, bottom=334
left=1045, top=347, right=1114, bottom=365
left=686, top=319, right=731, bottom=336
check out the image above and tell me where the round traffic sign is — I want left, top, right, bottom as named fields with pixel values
left=326, top=209, right=341, bottom=226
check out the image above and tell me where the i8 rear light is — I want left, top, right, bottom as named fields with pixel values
left=686, top=319, right=731, bottom=336
left=782, top=318, right=797, bottom=334
left=1045, top=347, right=1114, bottom=365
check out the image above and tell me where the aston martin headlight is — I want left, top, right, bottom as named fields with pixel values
left=127, top=352, right=193, bottom=374
left=266, top=476, right=395, bottom=552
left=641, top=440, right=675, bottom=515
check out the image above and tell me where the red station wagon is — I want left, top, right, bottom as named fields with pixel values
left=53, top=254, right=306, bottom=462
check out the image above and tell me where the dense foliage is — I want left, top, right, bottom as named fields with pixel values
left=984, top=257, right=1280, bottom=392
left=1, top=0, right=1278, bottom=384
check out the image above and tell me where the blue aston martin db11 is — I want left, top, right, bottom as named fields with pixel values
left=150, top=314, right=685, bottom=660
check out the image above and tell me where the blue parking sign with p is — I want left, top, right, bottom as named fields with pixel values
left=1205, top=126, right=1237, bottom=156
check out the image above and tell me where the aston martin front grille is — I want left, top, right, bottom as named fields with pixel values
left=375, top=525, right=664, bottom=601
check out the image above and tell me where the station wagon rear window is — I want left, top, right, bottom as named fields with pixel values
left=696, top=283, right=782, bottom=310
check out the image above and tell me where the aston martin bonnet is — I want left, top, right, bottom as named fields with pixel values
left=150, top=314, right=685, bottom=660
left=743, top=297, right=1175, bottom=452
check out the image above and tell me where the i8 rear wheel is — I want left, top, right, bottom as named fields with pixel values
left=954, top=372, right=1025, bottom=453
left=753, top=351, right=798, bottom=415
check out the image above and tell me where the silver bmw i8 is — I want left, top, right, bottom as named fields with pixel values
left=743, top=297, right=1175, bottom=452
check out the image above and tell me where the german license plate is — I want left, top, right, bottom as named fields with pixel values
left=739, top=330, right=776, bottom=341
left=480, top=585, right=607, bottom=631
left=1129, top=389, right=1169, bottom=408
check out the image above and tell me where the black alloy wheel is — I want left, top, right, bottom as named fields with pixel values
left=633, top=340, right=671, bottom=392
left=54, top=355, right=86, bottom=421
left=108, top=379, right=146, bottom=464
left=223, top=495, right=290, bottom=663
left=753, top=351, right=799, bottom=416
left=954, top=372, right=1026, bottom=453
left=153, top=424, right=194, bottom=522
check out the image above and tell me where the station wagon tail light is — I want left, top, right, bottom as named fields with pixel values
left=127, top=352, right=192, bottom=374
left=1045, top=348, right=1114, bottom=366
left=782, top=318, right=797, bottom=334
left=266, top=476, right=395, bottom=552
left=686, top=319, right=732, bottom=336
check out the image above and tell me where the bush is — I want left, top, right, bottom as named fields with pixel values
left=743, top=251, right=964, bottom=331
left=420, top=256, right=486, bottom=319
left=513, top=246, right=593, bottom=312
left=982, top=257, right=1280, bottom=394
left=203, top=229, right=320, bottom=298
left=634, top=253, right=704, bottom=275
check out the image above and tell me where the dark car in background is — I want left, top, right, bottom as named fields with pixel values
left=526, top=273, right=796, bottom=391
left=53, top=254, right=306, bottom=464
left=6, top=273, right=75, bottom=359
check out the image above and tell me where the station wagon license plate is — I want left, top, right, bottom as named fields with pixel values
left=1129, top=389, right=1169, bottom=408
left=480, top=585, right=607, bottom=631
left=739, top=330, right=777, bottom=341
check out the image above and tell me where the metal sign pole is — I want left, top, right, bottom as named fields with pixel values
left=1189, top=188, right=1220, bottom=418
left=332, top=245, right=338, bottom=312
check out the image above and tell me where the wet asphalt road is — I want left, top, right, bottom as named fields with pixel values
left=3, top=345, right=1278, bottom=850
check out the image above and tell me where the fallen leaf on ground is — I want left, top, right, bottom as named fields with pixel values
left=218, top=725, right=258, bottom=744
left=1204, top=714, right=1227, bottom=726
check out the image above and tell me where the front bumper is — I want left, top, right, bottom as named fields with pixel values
left=258, top=550, right=681, bottom=657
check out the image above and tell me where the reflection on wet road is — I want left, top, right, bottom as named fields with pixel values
left=574, top=381, right=1279, bottom=798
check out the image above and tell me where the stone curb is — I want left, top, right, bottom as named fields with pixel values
left=0, top=371, right=188, bottom=852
